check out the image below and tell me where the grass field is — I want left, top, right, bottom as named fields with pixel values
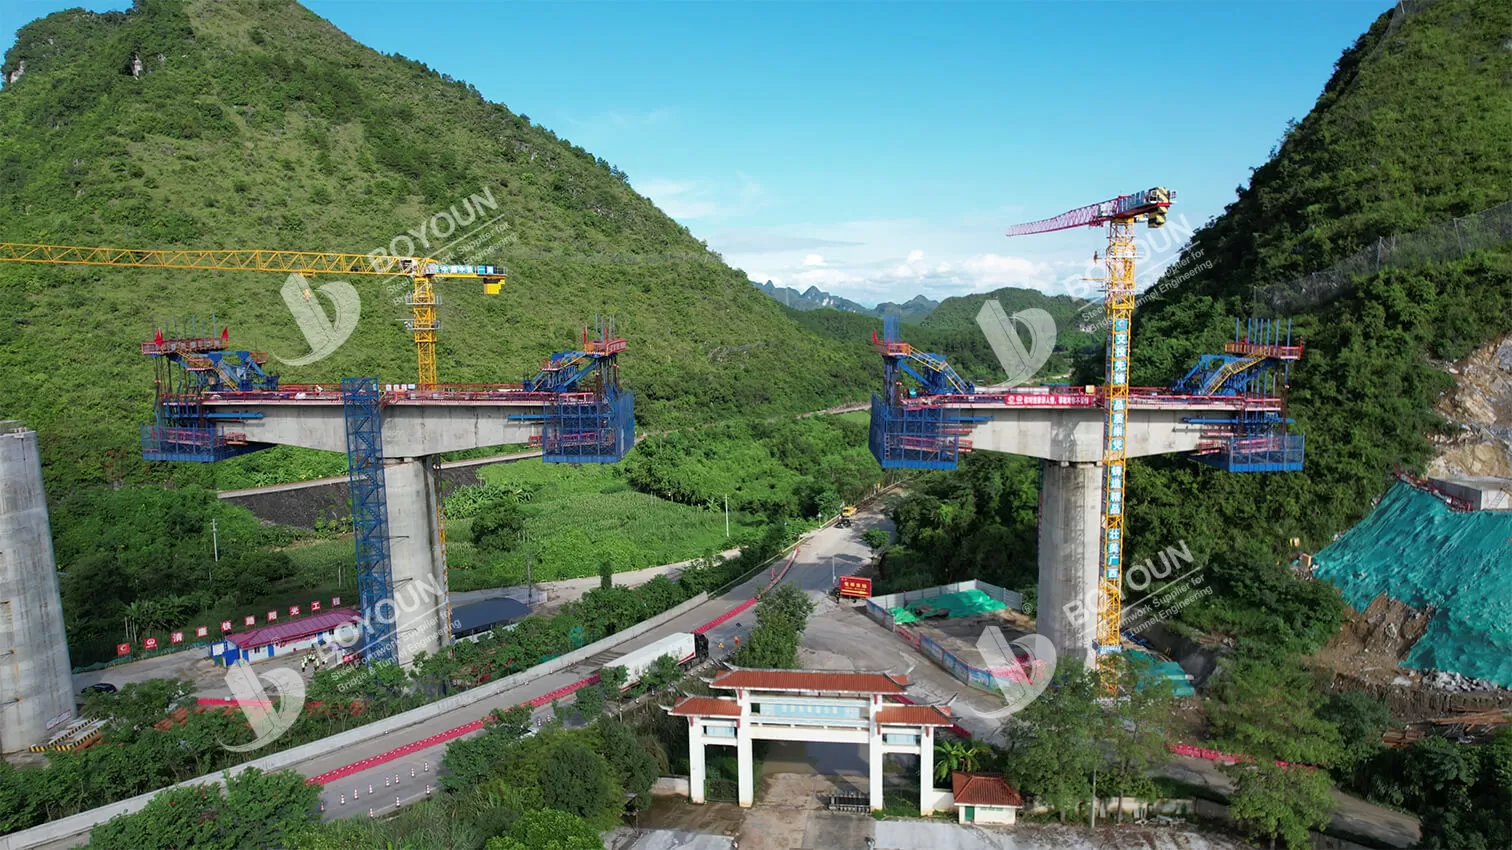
left=445, top=461, right=756, bottom=591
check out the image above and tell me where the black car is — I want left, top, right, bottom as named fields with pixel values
left=80, top=682, right=117, bottom=695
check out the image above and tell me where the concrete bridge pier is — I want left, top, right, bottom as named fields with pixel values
left=385, top=456, right=452, bottom=668
left=1037, top=460, right=1102, bottom=670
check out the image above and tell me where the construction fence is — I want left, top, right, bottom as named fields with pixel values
left=1258, top=198, right=1512, bottom=314
left=864, top=580, right=1027, bottom=696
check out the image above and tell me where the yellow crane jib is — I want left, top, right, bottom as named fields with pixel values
left=0, top=243, right=505, bottom=387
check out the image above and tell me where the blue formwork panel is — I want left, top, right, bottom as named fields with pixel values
left=542, top=388, right=634, bottom=463
left=140, top=425, right=266, bottom=463
left=1193, top=433, right=1305, bottom=473
left=868, top=393, right=963, bottom=470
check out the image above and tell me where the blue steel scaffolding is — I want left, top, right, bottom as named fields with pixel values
left=869, top=393, right=975, bottom=470
left=541, top=386, right=635, bottom=463
left=343, top=377, right=397, bottom=665
left=140, top=321, right=275, bottom=463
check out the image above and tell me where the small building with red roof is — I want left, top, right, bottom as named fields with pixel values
left=663, top=667, right=958, bottom=814
left=209, top=608, right=361, bottom=665
left=951, top=771, right=1024, bottom=824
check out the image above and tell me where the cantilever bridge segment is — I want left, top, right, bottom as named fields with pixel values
left=869, top=317, right=1304, bottom=667
left=139, top=319, right=634, bottom=668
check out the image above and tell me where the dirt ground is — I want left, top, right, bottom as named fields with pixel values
left=1308, top=593, right=1512, bottom=726
left=1311, top=594, right=1434, bottom=688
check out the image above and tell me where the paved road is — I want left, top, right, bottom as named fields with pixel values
left=313, top=508, right=881, bottom=820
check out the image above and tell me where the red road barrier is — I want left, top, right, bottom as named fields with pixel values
left=306, top=544, right=808, bottom=787
left=306, top=719, right=486, bottom=786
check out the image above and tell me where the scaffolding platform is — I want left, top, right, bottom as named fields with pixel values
left=1192, top=433, right=1305, bottom=472
left=541, top=387, right=634, bottom=463
left=141, top=425, right=261, bottom=463
left=868, top=393, right=973, bottom=470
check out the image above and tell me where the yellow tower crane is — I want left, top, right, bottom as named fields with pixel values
left=0, top=243, right=505, bottom=387
left=1007, top=188, right=1174, bottom=668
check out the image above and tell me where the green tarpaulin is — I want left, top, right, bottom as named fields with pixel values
left=890, top=589, right=1006, bottom=624
left=1313, top=482, right=1512, bottom=688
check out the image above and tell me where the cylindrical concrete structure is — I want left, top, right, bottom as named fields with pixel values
left=384, top=458, right=451, bottom=667
left=1036, top=460, right=1102, bottom=670
left=0, top=422, right=76, bottom=752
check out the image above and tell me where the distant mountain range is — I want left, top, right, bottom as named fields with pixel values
left=752, top=280, right=939, bottom=322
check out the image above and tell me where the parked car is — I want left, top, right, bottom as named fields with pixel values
left=80, top=682, right=117, bottom=696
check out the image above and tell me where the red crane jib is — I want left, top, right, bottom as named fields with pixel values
left=1006, top=188, right=1171, bottom=236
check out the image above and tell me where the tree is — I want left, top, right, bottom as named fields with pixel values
left=573, top=682, right=605, bottom=723
left=1097, top=653, right=1176, bottom=813
left=1207, top=657, right=1343, bottom=767
left=1317, top=689, right=1392, bottom=776
left=470, top=498, right=525, bottom=553
left=484, top=809, right=602, bottom=850
left=537, top=740, right=620, bottom=819
left=598, top=559, right=613, bottom=590
left=1226, top=761, right=1337, bottom=850
left=88, top=767, right=319, bottom=849
left=597, top=718, right=659, bottom=808
left=862, top=528, right=890, bottom=553
left=934, top=737, right=991, bottom=783
left=598, top=666, right=628, bottom=710
left=1002, top=659, right=1102, bottom=820
left=640, top=654, right=682, bottom=692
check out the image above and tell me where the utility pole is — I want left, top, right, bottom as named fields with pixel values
left=210, top=518, right=219, bottom=583
left=724, top=495, right=729, bottom=538
left=831, top=556, right=835, bottom=587
left=1090, top=762, right=1097, bottom=828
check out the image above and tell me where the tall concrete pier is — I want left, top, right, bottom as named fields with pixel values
left=201, top=391, right=548, bottom=667
left=0, top=422, right=76, bottom=753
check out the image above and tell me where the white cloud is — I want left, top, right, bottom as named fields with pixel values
left=634, top=174, right=769, bottom=222
left=709, top=213, right=1194, bottom=306
left=802, top=254, right=825, bottom=266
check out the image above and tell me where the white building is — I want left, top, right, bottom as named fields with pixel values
left=951, top=771, right=1024, bottom=824
left=665, top=668, right=958, bottom=813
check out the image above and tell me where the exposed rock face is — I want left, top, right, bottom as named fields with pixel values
left=1428, top=334, right=1512, bottom=479
left=129, top=52, right=143, bottom=78
left=3, top=60, right=24, bottom=86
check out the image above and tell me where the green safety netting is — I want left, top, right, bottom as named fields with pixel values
left=890, top=589, right=1006, bottom=624
left=1313, top=482, right=1512, bottom=688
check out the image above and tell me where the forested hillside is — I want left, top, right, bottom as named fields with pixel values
left=1114, top=0, right=1512, bottom=562
left=887, top=0, right=1512, bottom=657
left=0, top=0, right=874, bottom=490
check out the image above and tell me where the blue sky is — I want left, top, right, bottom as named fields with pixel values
left=4, top=1, right=1393, bottom=305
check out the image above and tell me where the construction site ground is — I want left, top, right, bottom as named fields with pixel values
left=902, top=606, right=1038, bottom=671
left=1309, top=593, right=1512, bottom=730
left=800, top=597, right=1422, bottom=848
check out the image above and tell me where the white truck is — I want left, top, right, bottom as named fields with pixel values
left=602, top=631, right=704, bottom=690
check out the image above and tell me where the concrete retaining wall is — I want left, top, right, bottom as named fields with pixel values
left=651, top=777, right=691, bottom=797
left=0, top=591, right=711, bottom=850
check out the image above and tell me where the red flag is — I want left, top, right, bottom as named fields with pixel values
left=154, top=329, right=164, bottom=345
left=222, top=327, right=229, bottom=342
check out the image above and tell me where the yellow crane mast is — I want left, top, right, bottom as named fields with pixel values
left=1007, top=188, right=1174, bottom=666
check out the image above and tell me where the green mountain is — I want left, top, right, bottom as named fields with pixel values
left=0, top=0, right=874, bottom=490
left=1110, top=0, right=1512, bottom=557
left=874, top=294, right=939, bottom=323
